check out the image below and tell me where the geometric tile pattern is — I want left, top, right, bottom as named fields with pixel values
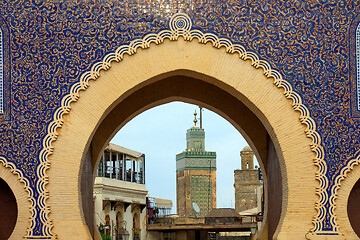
left=0, top=28, right=3, bottom=114
left=190, top=175, right=212, bottom=217
left=21, top=11, right=330, bottom=237
left=357, top=23, right=360, bottom=111
left=2, top=1, right=360, bottom=237
left=176, top=156, right=216, bottom=172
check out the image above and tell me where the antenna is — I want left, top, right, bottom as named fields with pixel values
left=199, top=106, right=203, bottom=129
left=192, top=202, right=200, bottom=214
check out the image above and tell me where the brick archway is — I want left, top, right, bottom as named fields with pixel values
left=46, top=38, right=317, bottom=239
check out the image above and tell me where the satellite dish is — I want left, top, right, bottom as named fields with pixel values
left=192, top=202, right=200, bottom=213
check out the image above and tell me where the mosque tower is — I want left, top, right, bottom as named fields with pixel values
left=176, top=107, right=217, bottom=217
left=234, top=146, right=261, bottom=212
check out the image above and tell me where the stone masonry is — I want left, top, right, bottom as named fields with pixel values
left=234, top=146, right=261, bottom=212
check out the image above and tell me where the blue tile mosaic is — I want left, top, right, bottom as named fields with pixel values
left=1, top=0, right=360, bottom=237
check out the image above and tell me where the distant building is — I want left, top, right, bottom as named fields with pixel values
left=206, top=209, right=251, bottom=240
left=205, top=208, right=242, bottom=224
left=94, top=143, right=147, bottom=240
left=176, top=110, right=216, bottom=217
left=234, top=146, right=262, bottom=212
left=147, top=207, right=257, bottom=239
left=147, top=196, right=173, bottom=224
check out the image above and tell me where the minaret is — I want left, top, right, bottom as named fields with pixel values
left=234, top=146, right=261, bottom=212
left=241, top=146, right=254, bottom=170
left=176, top=107, right=216, bottom=217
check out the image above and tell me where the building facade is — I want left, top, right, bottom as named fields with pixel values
left=234, top=146, right=262, bottom=212
left=176, top=112, right=216, bottom=217
left=94, top=143, right=147, bottom=240
left=3, top=3, right=360, bottom=238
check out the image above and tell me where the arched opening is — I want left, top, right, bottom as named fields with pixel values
left=347, top=178, right=360, bottom=237
left=93, top=100, right=270, bottom=239
left=334, top=156, right=360, bottom=238
left=0, top=160, right=32, bottom=240
left=132, top=208, right=141, bottom=240
left=84, top=74, right=283, bottom=239
left=47, top=39, right=316, bottom=239
left=0, top=178, right=17, bottom=239
left=116, top=210, right=124, bottom=235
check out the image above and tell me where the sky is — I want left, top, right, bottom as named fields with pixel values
left=111, top=101, right=257, bottom=212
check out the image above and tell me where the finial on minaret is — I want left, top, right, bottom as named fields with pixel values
left=193, top=110, right=198, bottom=126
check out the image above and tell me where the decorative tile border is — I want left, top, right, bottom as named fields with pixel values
left=34, top=12, right=330, bottom=237
left=356, top=23, right=360, bottom=111
left=349, top=14, right=360, bottom=118
left=0, top=16, right=11, bottom=121
left=0, top=27, right=3, bottom=114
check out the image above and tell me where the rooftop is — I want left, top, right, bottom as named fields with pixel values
left=106, top=143, right=144, bottom=158
left=206, top=208, right=241, bottom=219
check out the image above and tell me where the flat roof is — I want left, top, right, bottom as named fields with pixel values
left=147, top=222, right=256, bottom=231
left=106, top=143, right=144, bottom=158
left=149, top=197, right=173, bottom=208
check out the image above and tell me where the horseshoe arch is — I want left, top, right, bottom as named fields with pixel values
left=43, top=13, right=321, bottom=239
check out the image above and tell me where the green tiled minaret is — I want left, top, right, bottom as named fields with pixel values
left=176, top=109, right=216, bottom=217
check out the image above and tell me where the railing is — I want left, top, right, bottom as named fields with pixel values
left=98, top=166, right=144, bottom=184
